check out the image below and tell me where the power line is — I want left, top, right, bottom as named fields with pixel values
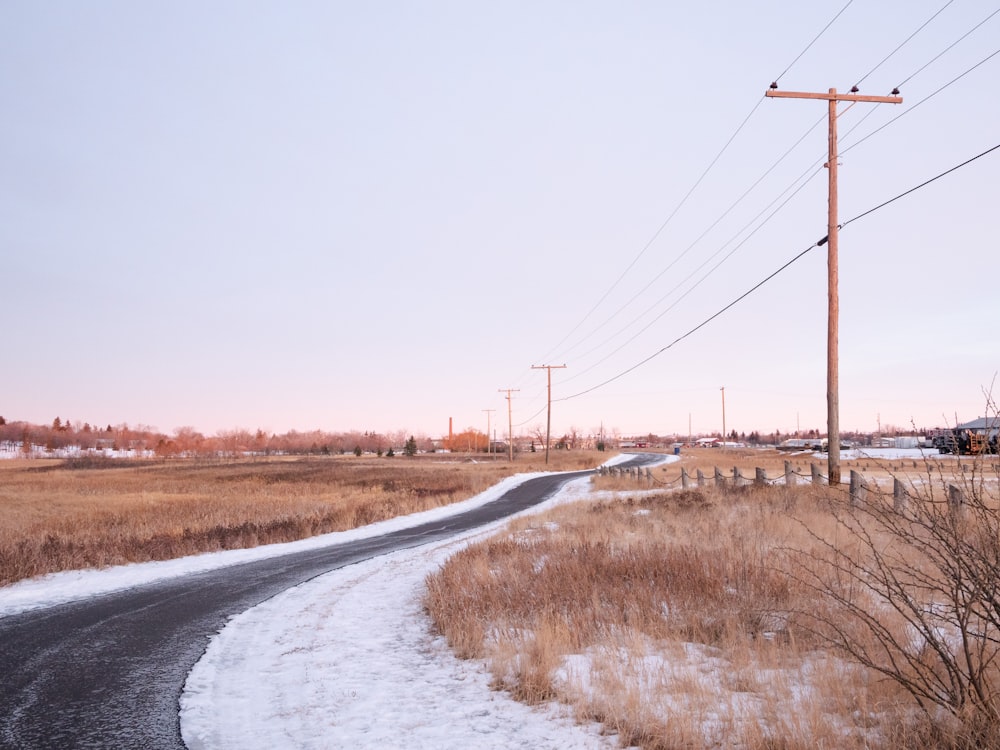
left=852, top=0, right=956, bottom=89
left=544, top=0, right=963, bottom=369
left=558, top=240, right=820, bottom=402
left=556, top=142, right=1000, bottom=403
left=563, top=35, right=1000, bottom=374
left=534, top=3, right=855, bottom=366
left=552, top=111, right=828, bottom=366
left=564, top=166, right=825, bottom=383
left=773, top=0, right=856, bottom=83
left=534, top=97, right=764, bottom=365
left=843, top=46, right=1000, bottom=156
left=841, top=142, right=1000, bottom=229
left=837, top=7, right=1000, bottom=146
left=894, top=6, right=1000, bottom=91
left=522, top=7, right=996, bottom=413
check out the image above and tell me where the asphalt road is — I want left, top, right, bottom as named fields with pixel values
left=0, top=455, right=660, bottom=750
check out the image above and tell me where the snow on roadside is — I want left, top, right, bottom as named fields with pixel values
left=180, top=456, right=671, bottom=750
left=180, top=509, right=613, bottom=750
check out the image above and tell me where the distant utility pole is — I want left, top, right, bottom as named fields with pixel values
left=720, top=386, right=726, bottom=451
left=531, top=364, right=566, bottom=464
left=498, top=388, right=519, bottom=462
left=482, top=408, right=495, bottom=459
left=765, top=84, right=902, bottom=486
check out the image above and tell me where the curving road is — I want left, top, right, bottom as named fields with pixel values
left=0, top=455, right=661, bottom=749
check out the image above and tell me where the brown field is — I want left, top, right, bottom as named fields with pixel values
left=427, top=449, right=1000, bottom=749
left=0, top=449, right=604, bottom=586
left=7, top=444, right=997, bottom=746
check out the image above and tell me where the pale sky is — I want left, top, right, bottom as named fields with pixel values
left=2, top=1, right=997, bottom=440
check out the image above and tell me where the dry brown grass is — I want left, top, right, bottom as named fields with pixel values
left=425, top=451, right=1000, bottom=750
left=0, top=449, right=607, bottom=586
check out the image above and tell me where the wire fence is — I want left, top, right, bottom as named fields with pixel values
left=594, top=459, right=1000, bottom=514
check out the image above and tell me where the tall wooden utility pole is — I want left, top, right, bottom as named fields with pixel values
left=482, top=409, right=495, bottom=459
left=765, top=85, right=901, bottom=486
left=531, top=364, right=566, bottom=464
left=498, top=388, right=519, bottom=462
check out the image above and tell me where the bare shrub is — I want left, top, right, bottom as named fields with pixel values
left=787, top=457, right=1000, bottom=743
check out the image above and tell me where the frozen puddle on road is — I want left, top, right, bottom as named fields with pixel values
left=180, top=480, right=619, bottom=750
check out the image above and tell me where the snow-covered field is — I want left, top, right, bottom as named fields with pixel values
left=1, top=454, right=660, bottom=748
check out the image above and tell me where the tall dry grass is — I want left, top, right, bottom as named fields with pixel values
left=0, top=450, right=606, bottom=586
left=425, top=452, right=1000, bottom=749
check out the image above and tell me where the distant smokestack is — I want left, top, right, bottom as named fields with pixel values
left=449, top=417, right=453, bottom=441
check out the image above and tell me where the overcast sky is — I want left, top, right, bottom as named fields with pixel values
left=3, top=1, right=997, bottom=440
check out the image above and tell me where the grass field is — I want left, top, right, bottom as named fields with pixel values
left=0, top=449, right=603, bottom=586
left=426, top=448, right=1000, bottom=749
left=8, top=444, right=998, bottom=746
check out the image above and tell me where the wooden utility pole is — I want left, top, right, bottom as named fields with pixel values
left=531, top=364, right=566, bottom=464
left=765, top=85, right=901, bottom=486
left=720, top=386, right=726, bottom=451
left=498, top=388, right=519, bottom=462
left=482, top=408, right=495, bottom=459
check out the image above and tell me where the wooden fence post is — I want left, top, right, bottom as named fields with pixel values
left=784, top=460, right=796, bottom=487
left=714, top=467, right=725, bottom=488
left=681, top=467, right=690, bottom=490
left=755, top=467, right=767, bottom=487
left=811, top=463, right=826, bottom=485
left=696, top=468, right=705, bottom=487
left=733, top=467, right=743, bottom=486
left=850, top=470, right=867, bottom=507
left=893, top=477, right=909, bottom=515
left=948, top=484, right=965, bottom=520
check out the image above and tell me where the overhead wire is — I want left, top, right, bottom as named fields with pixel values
left=533, top=97, right=766, bottom=365
left=510, top=6, right=997, bottom=425
left=532, top=2, right=856, bottom=367
left=852, top=0, right=956, bottom=88
left=894, top=6, right=1000, bottom=90
left=564, top=165, right=825, bottom=381
left=773, top=0, right=855, bottom=83
left=552, top=110, right=827, bottom=366
left=561, top=6, right=1000, bottom=381
left=832, top=6, right=1000, bottom=164
left=842, top=46, right=1000, bottom=156
left=841, top=142, right=999, bottom=229
left=555, top=142, right=1000, bottom=403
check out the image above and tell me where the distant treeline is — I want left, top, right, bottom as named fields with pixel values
left=0, top=416, right=436, bottom=457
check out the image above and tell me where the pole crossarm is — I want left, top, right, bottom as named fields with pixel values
left=766, top=89, right=902, bottom=104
